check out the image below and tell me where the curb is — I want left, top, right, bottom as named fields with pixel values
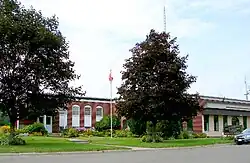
left=0, top=144, right=233, bottom=156
left=0, top=149, right=134, bottom=156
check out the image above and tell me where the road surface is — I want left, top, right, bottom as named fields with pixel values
left=1, top=145, right=250, bottom=163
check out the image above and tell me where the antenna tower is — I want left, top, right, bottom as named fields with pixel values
left=164, top=6, right=166, bottom=33
left=244, top=76, right=249, bottom=100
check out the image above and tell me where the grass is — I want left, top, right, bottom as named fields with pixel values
left=0, top=136, right=126, bottom=153
left=81, top=137, right=233, bottom=148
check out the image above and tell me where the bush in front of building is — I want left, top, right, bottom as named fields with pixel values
left=141, top=134, right=164, bottom=143
left=95, top=115, right=121, bottom=131
left=192, top=133, right=207, bottom=138
left=126, top=119, right=147, bottom=136
left=0, top=125, right=10, bottom=134
left=0, top=132, right=26, bottom=146
left=23, top=122, right=48, bottom=136
left=62, top=128, right=79, bottom=138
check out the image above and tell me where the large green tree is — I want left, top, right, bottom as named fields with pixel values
left=0, top=0, right=84, bottom=129
left=116, top=29, right=202, bottom=137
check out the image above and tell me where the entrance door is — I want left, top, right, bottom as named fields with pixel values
left=46, top=116, right=52, bottom=133
left=84, top=106, right=92, bottom=127
left=38, top=116, right=53, bottom=133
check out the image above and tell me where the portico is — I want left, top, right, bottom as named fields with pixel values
left=195, top=96, right=250, bottom=137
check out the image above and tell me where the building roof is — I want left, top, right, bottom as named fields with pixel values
left=200, top=95, right=250, bottom=105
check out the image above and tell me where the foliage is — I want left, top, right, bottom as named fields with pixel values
left=0, top=133, right=26, bottom=145
left=0, top=0, right=84, bottom=129
left=116, top=29, right=202, bottom=140
left=95, top=115, right=121, bottom=131
left=192, top=132, right=207, bottom=138
left=0, top=125, right=10, bottom=134
left=62, top=128, right=79, bottom=138
left=114, top=130, right=133, bottom=138
left=23, top=123, right=48, bottom=136
left=177, top=130, right=192, bottom=139
left=0, top=112, right=9, bottom=126
left=126, top=119, right=146, bottom=136
left=222, top=135, right=234, bottom=140
left=224, top=125, right=243, bottom=135
left=141, top=135, right=163, bottom=143
left=156, top=120, right=182, bottom=139
left=29, top=132, right=43, bottom=136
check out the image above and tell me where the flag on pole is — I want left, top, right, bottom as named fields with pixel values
left=109, top=69, right=113, bottom=138
left=109, top=70, right=113, bottom=81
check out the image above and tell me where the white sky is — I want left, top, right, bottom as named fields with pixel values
left=19, top=0, right=250, bottom=99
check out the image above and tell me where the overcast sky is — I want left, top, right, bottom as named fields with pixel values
left=20, top=0, right=250, bottom=100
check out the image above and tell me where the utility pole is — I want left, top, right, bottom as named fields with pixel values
left=244, top=76, right=249, bottom=100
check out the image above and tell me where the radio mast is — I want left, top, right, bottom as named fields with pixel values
left=244, top=76, right=249, bottom=100
left=164, top=6, right=166, bottom=33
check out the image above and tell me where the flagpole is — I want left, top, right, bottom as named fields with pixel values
left=109, top=69, right=113, bottom=138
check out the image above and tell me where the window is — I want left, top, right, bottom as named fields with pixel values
left=46, top=116, right=51, bottom=125
left=187, top=119, right=193, bottom=131
left=84, top=106, right=91, bottom=116
left=243, top=116, right=247, bottom=129
left=96, top=107, right=103, bottom=117
left=72, top=105, right=80, bottom=115
left=223, top=115, right=228, bottom=128
left=232, top=116, right=239, bottom=126
left=214, top=115, right=219, bottom=131
left=204, top=115, right=209, bottom=131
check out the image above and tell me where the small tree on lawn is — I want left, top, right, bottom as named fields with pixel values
left=0, top=0, right=84, bottom=131
left=116, top=29, right=202, bottom=141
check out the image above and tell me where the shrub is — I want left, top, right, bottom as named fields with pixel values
left=95, top=115, right=121, bottom=131
left=141, top=135, right=163, bottom=143
left=24, top=123, right=48, bottom=136
left=114, top=130, right=133, bottom=138
left=63, top=128, right=79, bottom=138
left=192, top=132, right=207, bottom=138
left=0, top=133, right=26, bottom=145
left=29, top=132, right=43, bottom=136
left=92, top=131, right=105, bottom=137
left=0, top=125, right=10, bottom=134
left=178, top=130, right=192, bottom=139
left=127, top=119, right=147, bottom=136
left=156, top=120, right=182, bottom=139
left=222, top=135, right=234, bottom=140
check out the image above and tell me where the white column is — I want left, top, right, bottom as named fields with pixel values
left=219, top=115, right=223, bottom=132
left=16, top=120, right=20, bottom=130
left=43, top=115, right=47, bottom=128
left=228, top=116, right=232, bottom=125
left=239, top=116, right=243, bottom=126
left=209, top=115, right=214, bottom=132
left=247, top=116, right=250, bottom=127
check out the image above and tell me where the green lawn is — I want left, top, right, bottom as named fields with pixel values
left=81, top=137, right=233, bottom=148
left=0, top=136, right=126, bottom=153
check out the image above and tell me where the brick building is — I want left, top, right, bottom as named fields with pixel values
left=16, top=95, right=250, bottom=136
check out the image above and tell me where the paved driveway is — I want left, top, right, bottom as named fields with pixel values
left=1, top=145, right=250, bottom=163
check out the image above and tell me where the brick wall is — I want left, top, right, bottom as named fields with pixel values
left=54, top=100, right=116, bottom=130
left=193, top=113, right=203, bottom=133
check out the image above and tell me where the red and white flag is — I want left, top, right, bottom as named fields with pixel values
left=109, top=70, right=113, bottom=82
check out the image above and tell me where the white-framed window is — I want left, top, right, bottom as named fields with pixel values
left=96, top=106, right=103, bottom=122
left=72, top=105, right=80, bottom=115
left=72, top=105, right=80, bottom=127
left=84, top=106, right=91, bottom=116
left=96, top=106, right=103, bottom=117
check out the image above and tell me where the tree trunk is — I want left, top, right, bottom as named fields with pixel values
left=9, top=116, right=16, bottom=134
left=151, top=120, right=157, bottom=142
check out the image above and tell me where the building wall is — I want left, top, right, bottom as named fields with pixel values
left=59, top=100, right=116, bottom=130
left=193, top=113, right=202, bottom=133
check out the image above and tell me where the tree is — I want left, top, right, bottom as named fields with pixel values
left=116, top=29, right=202, bottom=139
left=0, top=0, right=84, bottom=130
